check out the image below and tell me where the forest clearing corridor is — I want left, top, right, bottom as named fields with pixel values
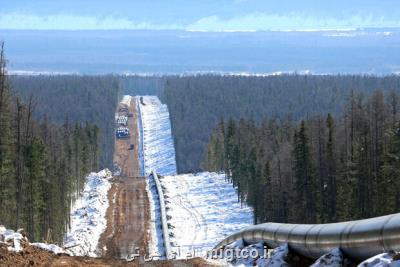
left=97, top=97, right=150, bottom=260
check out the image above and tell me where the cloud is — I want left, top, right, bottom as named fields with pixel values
left=186, top=13, right=400, bottom=32
left=0, top=13, right=184, bottom=30
left=1, top=12, right=400, bottom=31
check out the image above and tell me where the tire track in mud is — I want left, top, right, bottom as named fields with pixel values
left=97, top=97, right=150, bottom=261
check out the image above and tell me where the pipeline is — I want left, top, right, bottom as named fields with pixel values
left=214, top=213, right=400, bottom=261
left=151, top=171, right=172, bottom=260
left=137, top=97, right=171, bottom=259
left=136, top=96, right=145, bottom=177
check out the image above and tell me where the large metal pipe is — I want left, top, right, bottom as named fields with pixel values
left=214, top=213, right=400, bottom=261
left=151, top=171, right=172, bottom=259
left=136, top=97, right=145, bottom=177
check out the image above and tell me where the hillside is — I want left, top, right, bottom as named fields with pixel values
left=161, top=74, right=400, bottom=173
left=9, top=75, right=120, bottom=168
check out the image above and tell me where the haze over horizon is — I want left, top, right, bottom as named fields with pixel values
left=1, top=0, right=400, bottom=31
left=1, top=1, right=399, bottom=75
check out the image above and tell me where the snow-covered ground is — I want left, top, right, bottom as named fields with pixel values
left=138, top=96, right=253, bottom=259
left=121, top=95, right=132, bottom=107
left=161, top=172, right=253, bottom=258
left=64, top=169, right=112, bottom=257
left=136, top=96, right=145, bottom=176
left=30, top=242, right=67, bottom=255
left=219, top=240, right=400, bottom=267
left=311, top=248, right=343, bottom=267
left=358, top=252, right=400, bottom=267
left=116, top=95, right=132, bottom=120
left=0, top=225, right=67, bottom=254
left=216, top=240, right=289, bottom=267
left=0, top=226, right=27, bottom=253
left=139, top=96, right=177, bottom=176
left=138, top=95, right=177, bottom=257
left=0, top=170, right=112, bottom=257
left=146, top=174, right=166, bottom=259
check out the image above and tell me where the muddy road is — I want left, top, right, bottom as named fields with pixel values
left=98, top=97, right=150, bottom=260
left=0, top=96, right=219, bottom=266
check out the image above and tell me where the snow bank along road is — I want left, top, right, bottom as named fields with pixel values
left=64, top=96, right=150, bottom=260
left=138, top=95, right=253, bottom=260
left=64, top=95, right=253, bottom=263
left=64, top=169, right=112, bottom=257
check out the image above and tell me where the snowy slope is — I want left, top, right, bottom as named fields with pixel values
left=139, top=96, right=177, bottom=176
left=146, top=174, right=166, bottom=258
left=64, top=169, right=112, bottom=257
left=138, top=95, right=177, bottom=257
left=137, top=95, right=253, bottom=259
left=161, top=172, right=253, bottom=258
left=1, top=170, right=112, bottom=257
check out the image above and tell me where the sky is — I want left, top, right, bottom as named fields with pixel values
left=0, top=0, right=399, bottom=31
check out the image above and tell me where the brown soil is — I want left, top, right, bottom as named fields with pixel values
left=0, top=97, right=218, bottom=267
left=96, top=177, right=149, bottom=260
left=0, top=246, right=219, bottom=266
left=97, top=97, right=150, bottom=261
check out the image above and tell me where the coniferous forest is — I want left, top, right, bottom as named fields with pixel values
left=161, top=74, right=400, bottom=173
left=9, top=74, right=120, bottom=168
left=203, top=90, right=400, bottom=224
left=2, top=41, right=400, bottom=241
left=0, top=44, right=108, bottom=243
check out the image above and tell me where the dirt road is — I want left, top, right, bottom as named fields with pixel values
left=98, top=97, right=150, bottom=261
left=0, top=245, right=220, bottom=266
left=0, top=96, right=220, bottom=266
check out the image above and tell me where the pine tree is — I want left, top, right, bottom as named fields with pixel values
left=381, top=123, right=400, bottom=213
left=263, top=162, right=273, bottom=222
left=25, top=138, right=47, bottom=240
left=293, top=121, right=317, bottom=223
left=0, top=42, right=16, bottom=228
left=202, top=126, right=225, bottom=171
left=326, top=114, right=337, bottom=221
left=0, top=44, right=102, bottom=242
left=224, top=119, right=236, bottom=179
left=247, top=146, right=258, bottom=224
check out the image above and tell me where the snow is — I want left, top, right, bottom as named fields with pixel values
left=0, top=226, right=66, bottom=254
left=0, top=227, right=29, bottom=253
left=137, top=95, right=252, bottom=259
left=138, top=95, right=177, bottom=257
left=31, top=243, right=67, bottom=255
left=219, top=241, right=289, bottom=267
left=146, top=173, right=166, bottom=259
left=217, top=244, right=400, bottom=267
left=160, top=172, right=253, bottom=258
left=311, top=248, right=343, bottom=267
left=136, top=97, right=145, bottom=176
left=257, top=244, right=290, bottom=267
left=64, top=169, right=112, bottom=257
left=121, top=95, right=132, bottom=107
left=139, top=96, right=177, bottom=176
left=3, top=231, right=24, bottom=252
left=234, top=243, right=267, bottom=267
left=358, top=253, right=400, bottom=267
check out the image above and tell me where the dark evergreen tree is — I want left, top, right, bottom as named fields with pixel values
left=326, top=114, right=337, bottom=221
left=293, top=121, right=317, bottom=223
